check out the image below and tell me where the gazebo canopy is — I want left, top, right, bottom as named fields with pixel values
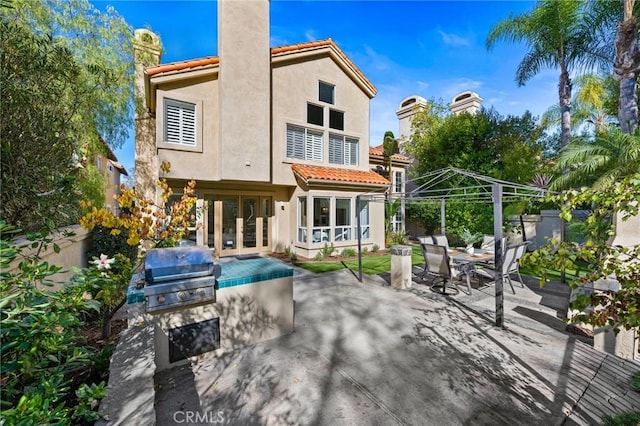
left=356, top=167, right=552, bottom=328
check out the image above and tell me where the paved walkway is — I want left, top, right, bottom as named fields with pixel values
left=155, top=267, right=639, bottom=425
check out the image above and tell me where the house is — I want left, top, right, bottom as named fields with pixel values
left=133, top=0, right=388, bottom=259
left=368, top=145, right=411, bottom=232
left=96, top=138, right=128, bottom=214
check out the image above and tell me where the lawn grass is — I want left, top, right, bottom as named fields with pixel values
left=295, top=244, right=424, bottom=275
left=296, top=244, right=587, bottom=284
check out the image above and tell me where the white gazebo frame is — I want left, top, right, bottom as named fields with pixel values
left=356, top=167, right=552, bottom=328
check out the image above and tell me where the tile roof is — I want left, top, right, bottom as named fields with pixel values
left=146, top=57, right=220, bottom=76
left=292, top=164, right=389, bottom=186
left=144, top=39, right=375, bottom=95
left=368, top=145, right=410, bottom=162
left=271, top=39, right=375, bottom=95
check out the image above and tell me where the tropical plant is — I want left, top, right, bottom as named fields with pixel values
left=581, top=0, right=640, bottom=134
left=382, top=130, right=399, bottom=180
left=384, top=199, right=402, bottom=245
left=551, top=127, right=640, bottom=190
left=541, top=74, right=617, bottom=135
left=487, top=0, right=588, bottom=148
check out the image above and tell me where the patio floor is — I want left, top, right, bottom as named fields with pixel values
left=155, top=266, right=640, bottom=425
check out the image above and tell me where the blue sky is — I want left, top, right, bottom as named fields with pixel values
left=91, top=0, right=559, bottom=175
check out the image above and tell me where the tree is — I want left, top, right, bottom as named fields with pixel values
left=487, top=0, right=587, bottom=148
left=582, top=0, right=640, bottom=133
left=405, top=107, right=544, bottom=185
left=541, top=74, right=617, bottom=136
left=551, top=128, right=640, bottom=190
left=523, top=176, right=640, bottom=331
left=1, top=1, right=134, bottom=232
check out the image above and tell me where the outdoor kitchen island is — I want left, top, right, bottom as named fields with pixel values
left=126, top=253, right=294, bottom=371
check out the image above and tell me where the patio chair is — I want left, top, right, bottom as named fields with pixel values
left=420, top=243, right=472, bottom=295
left=508, top=241, right=530, bottom=287
left=473, top=244, right=523, bottom=294
left=480, top=235, right=507, bottom=253
left=430, top=234, right=450, bottom=250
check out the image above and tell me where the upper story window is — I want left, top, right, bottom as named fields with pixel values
left=394, top=171, right=403, bottom=193
left=164, top=99, right=196, bottom=146
left=329, top=134, right=358, bottom=166
left=287, top=125, right=323, bottom=162
left=329, top=109, right=344, bottom=130
left=319, top=81, right=334, bottom=104
left=107, top=163, right=114, bottom=174
left=307, top=103, right=323, bottom=126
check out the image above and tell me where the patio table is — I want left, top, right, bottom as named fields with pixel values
left=447, top=248, right=494, bottom=292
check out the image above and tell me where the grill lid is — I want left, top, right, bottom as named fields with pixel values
left=144, top=246, right=215, bottom=283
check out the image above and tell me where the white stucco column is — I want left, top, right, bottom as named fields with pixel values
left=390, top=245, right=413, bottom=289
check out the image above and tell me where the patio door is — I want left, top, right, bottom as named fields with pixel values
left=217, top=195, right=271, bottom=257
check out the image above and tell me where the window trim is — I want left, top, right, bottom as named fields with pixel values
left=319, top=81, right=335, bottom=104
left=286, top=124, right=324, bottom=163
left=328, top=133, right=358, bottom=166
left=157, top=94, right=203, bottom=153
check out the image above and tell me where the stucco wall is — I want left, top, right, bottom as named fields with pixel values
left=5, top=225, right=92, bottom=290
left=271, top=55, right=372, bottom=186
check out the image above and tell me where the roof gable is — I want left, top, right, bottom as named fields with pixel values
left=144, top=39, right=376, bottom=100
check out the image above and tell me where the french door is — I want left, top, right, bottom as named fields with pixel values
left=209, top=195, right=271, bottom=256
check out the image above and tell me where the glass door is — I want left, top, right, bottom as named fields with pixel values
left=220, top=197, right=238, bottom=256
left=216, top=196, right=271, bottom=256
left=241, top=197, right=258, bottom=251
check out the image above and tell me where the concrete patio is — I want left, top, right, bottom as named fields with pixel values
left=153, top=266, right=640, bottom=425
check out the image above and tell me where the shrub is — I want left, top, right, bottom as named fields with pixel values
left=319, top=242, right=335, bottom=258
left=372, top=244, right=380, bottom=252
left=88, top=225, right=138, bottom=266
left=0, top=221, right=106, bottom=424
left=361, top=247, right=368, bottom=255
left=340, top=248, right=356, bottom=257
left=602, top=411, right=640, bottom=426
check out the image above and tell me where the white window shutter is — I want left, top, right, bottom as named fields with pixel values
left=287, top=125, right=305, bottom=159
left=165, top=99, right=196, bottom=146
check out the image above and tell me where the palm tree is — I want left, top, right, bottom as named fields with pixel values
left=582, top=0, right=640, bottom=134
left=541, top=74, right=616, bottom=135
left=487, top=0, right=587, bottom=148
left=551, top=128, right=640, bottom=189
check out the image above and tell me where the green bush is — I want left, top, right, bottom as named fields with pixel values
left=340, top=248, right=356, bottom=257
left=372, top=244, right=380, bottom=252
left=0, top=221, right=108, bottom=424
left=602, top=411, right=640, bottom=426
left=88, top=225, right=138, bottom=267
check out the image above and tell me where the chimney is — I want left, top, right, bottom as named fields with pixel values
left=133, top=29, right=162, bottom=202
left=218, top=0, right=271, bottom=182
left=449, top=91, right=482, bottom=115
left=395, top=95, right=427, bottom=143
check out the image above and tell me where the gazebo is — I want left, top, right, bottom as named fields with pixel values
left=356, top=167, right=552, bottom=327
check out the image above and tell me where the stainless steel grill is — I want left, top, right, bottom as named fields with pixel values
left=143, top=246, right=219, bottom=312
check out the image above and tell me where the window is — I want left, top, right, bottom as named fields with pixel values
left=329, top=134, right=358, bottom=165
left=164, top=99, right=196, bottom=146
left=307, top=103, right=323, bottom=126
left=357, top=200, right=370, bottom=239
left=298, top=197, right=307, bottom=243
left=394, top=171, right=403, bottom=193
left=392, top=209, right=403, bottom=232
left=319, top=82, right=334, bottom=104
left=334, top=199, right=351, bottom=241
left=286, top=125, right=323, bottom=162
left=312, top=198, right=330, bottom=243
left=108, top=163, right=114, bottom=173
left=329, top=109, right=344, bottom=130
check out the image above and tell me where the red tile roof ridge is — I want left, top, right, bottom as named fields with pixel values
left=291, top=163, right=389, bottom=186
left=368, top=145, right=410, bottom=161
left=146, top=56, right=219, bottom=76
